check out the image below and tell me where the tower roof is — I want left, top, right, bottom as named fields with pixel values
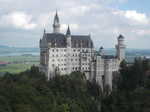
left=44, top=28, right=46, bottom=33
left=66, top=25, right=71, bottom=35
left=44, top=33, right=93, bottom=48
left=54, top=11, right=59, bottom=24
left=100, top=46, right=103, bottom=49
left=118, top=34, right=124, bottom=39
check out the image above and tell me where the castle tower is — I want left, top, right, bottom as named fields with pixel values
left=53, top=11, right=60, bottom=33
left=116, top=34, right=126, bottom=62
left=104, top=59, right=113, bottom=91
left=66, top=26, right=72, bottom=74
left=99, top=46, right=104, bottom=56
left=66, top=25, right=71, bottom=47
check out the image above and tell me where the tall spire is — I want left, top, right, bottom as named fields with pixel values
left=66, top=25, right=71, bottom=36
left=54, top=10, right=59, bottom=24
left=44, top=28, right=46, bottom=34
left=53, top=11, right=60, bottom=33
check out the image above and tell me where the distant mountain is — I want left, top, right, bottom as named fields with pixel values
left=0, top=45, right=39, bottom=56
left=0, top=45, right=10, bottom=48
left=0, top=45, right=150, bottom=60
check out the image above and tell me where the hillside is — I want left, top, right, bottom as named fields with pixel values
left=0, top=45, right=39, bottom=56
left=1, top=59, right=150, bottom=112
left=1, top=45, right=150, bottom=58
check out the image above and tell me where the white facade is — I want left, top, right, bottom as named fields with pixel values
left=39, top=12, right=126, bottom=90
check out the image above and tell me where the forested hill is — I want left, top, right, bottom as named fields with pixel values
left=0, top=67, right=101, bottom=112
left=1, top=58, right=150, bottom=112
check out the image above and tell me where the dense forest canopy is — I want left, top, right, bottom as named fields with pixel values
left=0, top=58, right=150, bottom=112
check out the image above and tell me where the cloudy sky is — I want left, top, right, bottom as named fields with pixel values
left=0, top=0, right=150, bottom=49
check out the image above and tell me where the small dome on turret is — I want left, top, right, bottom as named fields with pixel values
left=118, top=34, right=124, bottom=40
left=100, top=46, right=103, bottom=50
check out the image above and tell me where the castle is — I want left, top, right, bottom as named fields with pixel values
left=39, top=12, right=126, bottom=90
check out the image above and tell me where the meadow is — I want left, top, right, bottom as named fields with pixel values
left=0, top=55, right=40, bottom=74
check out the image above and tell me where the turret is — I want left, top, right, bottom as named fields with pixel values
left=99, top=46, right=104, bottom=56
left=43, top=28, right=47, bottom=42
left=43, top=28, right=46, bottom=38
left=53, top=11, right=60, bottom=33
left=66, top=26, right=72, bottom=74
left=40, top=29, right=46, bottom=48
left=66, top=25, right=71, bottom=47
left=116, top=34, right=126, bottom=62
left=44, top=28, right=46, bottom=34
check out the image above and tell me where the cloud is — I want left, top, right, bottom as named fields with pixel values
left=132, top=29, right=150, bottom=36
left=60, top=24, right=79, bottom=32
left=113, top=10, right=149, bottom=25
left=69, top=6, right=91, bottom=16
left=0, top=12, right=37, bottom=30
left=125, top=10, right=149, bottom=24
left=0, top=0, right=149, bottom=49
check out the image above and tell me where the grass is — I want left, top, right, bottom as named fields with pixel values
left=0, top=64, right=32, bottom=73
left=0, top=56, right=39, bottom=63
left=0, top=56, right=40, bottom=73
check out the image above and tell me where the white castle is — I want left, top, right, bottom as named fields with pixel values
left=39, top=12, right=126, bottom=90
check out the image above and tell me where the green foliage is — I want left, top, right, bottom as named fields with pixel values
left=100, top=58, right=150, bottom=112
left=0, top=66, right=100, bottom=112
left=118, top=58, right=150, bottom=91
left=0, top=56, right=39, bottom=74
left=1, top=58, right=150, bottom=112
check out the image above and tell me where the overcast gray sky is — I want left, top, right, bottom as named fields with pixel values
left=0, top=0, right=150, bottom=49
